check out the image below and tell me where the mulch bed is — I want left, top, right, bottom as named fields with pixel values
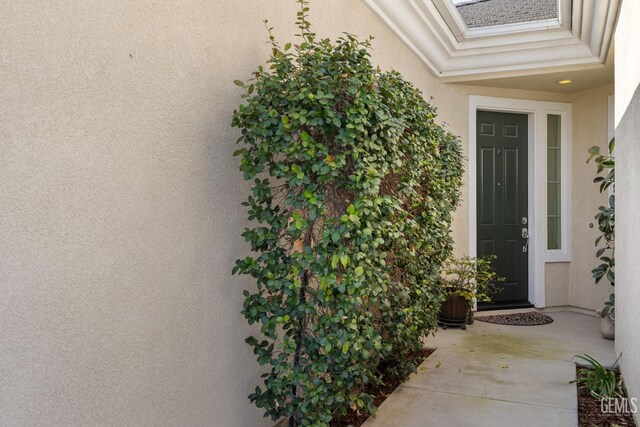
left=332, top=348, right=434, bottom=427
left=475, top=311, right=554, bottom=326
left=577, top=367, right=637, bottom=427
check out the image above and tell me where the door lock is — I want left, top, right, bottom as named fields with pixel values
left=522, top=227, right=529, bottom=253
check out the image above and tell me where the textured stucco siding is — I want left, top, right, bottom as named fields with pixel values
left=615, top=0, right=640, bottom=419
left=0, top=0, right=610, bottom=425
left=545, top=263, right=569, bottom=307
left=568, top=84, right=615, bottom=311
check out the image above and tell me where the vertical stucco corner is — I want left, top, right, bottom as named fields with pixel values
left=614, top=0, right=640, bottom=417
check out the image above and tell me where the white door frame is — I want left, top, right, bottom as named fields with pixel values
left=468, top=96, right=572, bottom=308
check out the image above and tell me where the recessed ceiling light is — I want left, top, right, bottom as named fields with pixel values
left=557, top=79, right=573, bottom=85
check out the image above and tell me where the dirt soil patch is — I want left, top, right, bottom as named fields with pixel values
left=577, top=367, right=637, bottom=427
left=332, top=348, right=434, bottom=427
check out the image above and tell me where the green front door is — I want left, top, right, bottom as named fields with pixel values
left=477, top=111, right=529, bottom=305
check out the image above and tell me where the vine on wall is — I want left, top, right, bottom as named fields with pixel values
left=232, top=2, right=463, bottom=425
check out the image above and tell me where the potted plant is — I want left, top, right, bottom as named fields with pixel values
left=598, top=293, right=615, bottom=340
left=438, top=256, right=503, bottom=329
left=587, top=139, right=615, bottom=340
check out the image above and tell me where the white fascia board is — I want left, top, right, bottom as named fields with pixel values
left=464, top=19, right=562, bottom=39
left=440, top=56, right=601, bottom=79
left=359, top=0, right=448, bottom=74
left=580, top=0, right=595, bottom=42
left=572, top=0, right=583, bottom=38
left=439, top=40, right=599, bottom=77
left=364, top=0, right=591, bottom=76
left=451, top=33, right=580, bottom=56
left=595, top=0, right=620, bottom=62
left=410, top=0, right=462, bottom=51
left=360, top=0, right=619, bottom=80
left=439, top=59, right=603, bottom=82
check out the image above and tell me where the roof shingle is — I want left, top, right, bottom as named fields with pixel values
left=456, top=0, right=558, bottom=29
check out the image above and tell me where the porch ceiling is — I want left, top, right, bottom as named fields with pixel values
left=360, top=0, right=619, bottom=92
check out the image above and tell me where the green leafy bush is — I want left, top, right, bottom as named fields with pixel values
left=231, top=2, right=463, bottom=425
left=587, top=139, right=615, bottom=318
left=442, top=256, right=504, bottom=305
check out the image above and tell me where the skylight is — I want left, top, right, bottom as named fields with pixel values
left=453, top=0, right=558, bottom=29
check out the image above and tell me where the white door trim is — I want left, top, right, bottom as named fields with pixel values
left=468, top=96, right=572, bottom=308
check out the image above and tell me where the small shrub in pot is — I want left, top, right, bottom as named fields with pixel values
left=439, top=256, right=503, bottom=324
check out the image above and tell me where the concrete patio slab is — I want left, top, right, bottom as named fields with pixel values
left=427, top=310, right=616, bottom=366
left=363, top=386, right=577, bottom=427
left=364, top=310, right=615, bottom=426
left=407, top=348, right=577, bottom=409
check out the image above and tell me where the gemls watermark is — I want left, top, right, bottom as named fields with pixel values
left=601, top=397, right=638, bottom=414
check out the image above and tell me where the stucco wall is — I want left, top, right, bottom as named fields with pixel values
left=545, top=263, right=569, bottom=307
left=568, top=84, right=615, bottom=311
left=532, top=84, right=613, bottom=311
left=0, top=1, right=606, bottom=425
left=1, top=1, right=282, bottom=425
left=615, top=0, right=640, bottom=413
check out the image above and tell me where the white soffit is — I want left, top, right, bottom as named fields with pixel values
left=360, top=0, right=620, bottom=81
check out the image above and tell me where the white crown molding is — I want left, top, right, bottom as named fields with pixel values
left=359, top=0, right=620, bottom=80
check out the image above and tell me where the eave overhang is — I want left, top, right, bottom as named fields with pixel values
left=360, top=0, right=620, bottom=82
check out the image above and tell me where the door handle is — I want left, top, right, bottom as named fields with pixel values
left=521, top=227, right=529, bottom=253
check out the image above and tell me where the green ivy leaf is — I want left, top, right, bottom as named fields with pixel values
left=331, top=254, right=339, bottom=269
left=340, top=254, right=350, bottom=268
left=342, top=342, right=350, bottom=354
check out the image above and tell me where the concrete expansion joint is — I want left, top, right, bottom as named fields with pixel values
left=398, top=383, right=578, bottom=411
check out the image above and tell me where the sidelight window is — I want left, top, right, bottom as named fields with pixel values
left=547, top=114, right=562, bottom=250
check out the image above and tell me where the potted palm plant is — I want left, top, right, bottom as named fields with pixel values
left=438, top=256, right=503, bottom=329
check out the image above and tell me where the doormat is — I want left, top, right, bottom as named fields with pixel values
left=475, top=311, right=554, bottom=326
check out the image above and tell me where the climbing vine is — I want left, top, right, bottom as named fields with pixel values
left=232, top=2, right=463, bottom=425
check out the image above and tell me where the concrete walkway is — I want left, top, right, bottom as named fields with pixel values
left=364, top=309, right=616, bottom=427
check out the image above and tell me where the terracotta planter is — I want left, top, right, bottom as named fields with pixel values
left=600, top=315, right=615, bottom=340
left=439, top=294, right=470, bottom=325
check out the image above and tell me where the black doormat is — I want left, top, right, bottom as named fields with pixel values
left=475, top=311, right=554, bottom=326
